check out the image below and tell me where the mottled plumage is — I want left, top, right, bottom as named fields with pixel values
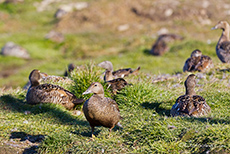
left=106, top=78, right=132, bottom=94
left=82, top=82, right=122, bottom=137
left=98, top=61, right=140, bottom=79
left=212, top=21, right=230, bottom=63
left=170, top=74, right=211, bottom=117
left=23, top=71, right=73, bottom=90
left=183, top=49, right=213, bottom=72
left=26, top=69, right=84, bottom=110
left=150, top=34, right=184, bottom=56
left=98, top=61, right=135, bottom=94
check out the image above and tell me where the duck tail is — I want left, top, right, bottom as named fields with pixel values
left=73, top=98, right=85, bottom=104
left=131, top=66, right=140, bottom=75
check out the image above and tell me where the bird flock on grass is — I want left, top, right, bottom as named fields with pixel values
left=25, top=20, right=230, bottom=139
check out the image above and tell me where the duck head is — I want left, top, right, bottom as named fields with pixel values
left=98, top=61, right=113, bottom=71
left=191, top=49, right=202, bottom=58
left=184, top=74, right=196, bottom=95
left=29, top=69, right=41, bottom=86
left=68, top=63, right=75, bottom=73
left=83, top=82, right=104, bottom=98
left=212, top=21, right=229, bottom=31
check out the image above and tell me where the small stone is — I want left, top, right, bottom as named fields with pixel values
left=117, top=24, right=130, bottom=32
left=164, top=9, right=173, bottom=17
left=157, top=28, right=168, bottom=35
left=73, top=2, right=88, bottom=10
left=45, top=30, right=65, bottom=43
left=1, top=42, right=30, bottom=59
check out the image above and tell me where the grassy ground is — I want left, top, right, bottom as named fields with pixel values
left=1, top=0, right=230, bottom=153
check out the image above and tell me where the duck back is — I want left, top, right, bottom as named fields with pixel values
left=83, top=95, right=120, bottom=128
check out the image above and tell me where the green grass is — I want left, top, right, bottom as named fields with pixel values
left=1, top=0, right=230, bottom=153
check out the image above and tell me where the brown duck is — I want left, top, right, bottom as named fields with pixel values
left=26, top=69, right=84, bottom=110
left=212, top=21, right=230, bottom=63
left=106, top=78, right=132, bottom=94
left=170, top=74, right=211, bottom=117
left=98, top=61, right=140, bottom=79
left=82, top=82, right=122, bottom=138
left=98, top=61, right=135, bottom=94
left=150, top=33, right=184, bottom=56
left=183, top=49, right=214, bottom=72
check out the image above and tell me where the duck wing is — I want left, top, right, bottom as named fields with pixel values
left=171, top=95, right=210, bottom=117
left=183, top=58, right=196, bottom=72
left=34, top=83, right=84, bottom=107
left=105, top=97, right=120, bottom=112
left=220, top=41, right=230, bottom=53
left=195, top=55, right=213, bottom=72
left=112, top=68, right=131, bottom=78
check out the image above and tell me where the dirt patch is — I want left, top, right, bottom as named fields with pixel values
left=55, top=0, right=230, bottom=34
left=0, top=132, right=45, bottom=154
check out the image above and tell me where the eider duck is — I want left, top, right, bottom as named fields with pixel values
left=106, top=78, right=132, bottom=94
left=82, top=82, right=122, bottom=138
left=170, top=74, right=211, bottom=117
left=98, top=61, right=134, bottom=94
left=98, top=61, right=140, bottom=79
left=212, top=21, right=230, bottom=63
left=183, top=49, right=214, bottom=72
left=26, top=69, right=84, bottom=110
left=150, top=33, right=184, bottom=56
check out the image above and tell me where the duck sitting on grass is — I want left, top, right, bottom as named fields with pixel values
left=98, top=61, right=135, bottom=94
left=170, top=74, right=211, bottom=117
left=26, top=69, right=84, bottom=110
left=183, top=49, right=213, bottom=72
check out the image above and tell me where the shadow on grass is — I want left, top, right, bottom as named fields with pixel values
left=143, top=48, right=152, bottom=56
left=0, top=94, right=88, bottom=126
left=71, top=125, right=122, bottom=137
left=182, top=116, right=230, bottom=125
left=141, top=101, right=171, bottom=116
left=9, top=131, right=45, bottom=154
left=71, top=129, right=101, bottom=137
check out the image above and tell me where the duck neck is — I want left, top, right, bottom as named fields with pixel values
left=185, top=87, right=196, bottom=96
left=104, top=70, right=113, bottom=81
left=96, top=93, right=104, bottom=98
left=31, top=81, right=40, bottom=87
left=218, top=27, right=230, bottom=45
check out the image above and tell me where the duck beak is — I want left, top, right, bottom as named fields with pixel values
left=82, top=89, right=92, bottom=95
left=211, top=26, right=217, bottom=30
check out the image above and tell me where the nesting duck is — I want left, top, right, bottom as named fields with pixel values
left=183, top=49, right=214, bottom=72
left=26, top=69, right=84, bottom=110
left=212, top=21, right=230, bottom=63
left=150, top=33, right=184, bottom=56
left=170, top=74, right=211, bottom=117
left=98, top=61, right=136, bottom=94
left=82, top=82, right=122, bottom=138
